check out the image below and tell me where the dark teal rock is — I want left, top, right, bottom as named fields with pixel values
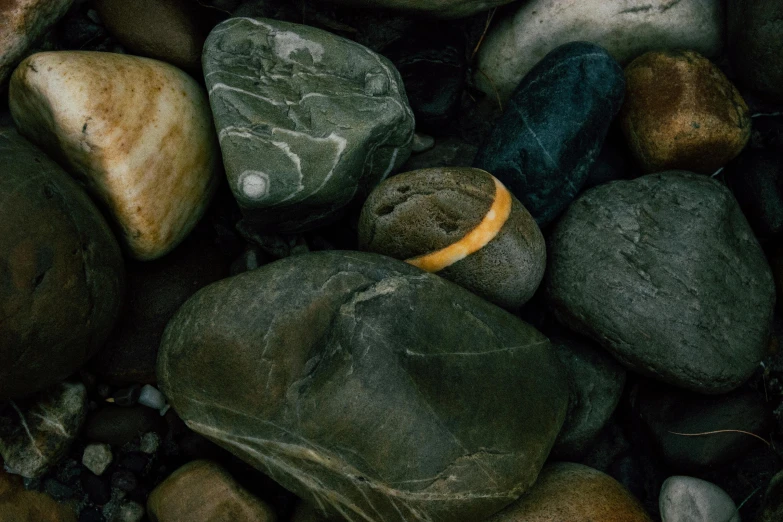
left=203, top=17, right=415, bottom=233
left=158, top=251, right=568, bottom=522
left=473, top=42, right=625, bottom=226
left=724, top=150, right=783, bottom=241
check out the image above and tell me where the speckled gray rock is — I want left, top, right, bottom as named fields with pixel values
left=158, top=251, right=569, bottom=522
left=547, top=171, right=775, bottom=394
left=204, top=17, right=414, bottom=233
left=659, top=476, right=740, bottom=522
left=551, top=335, right=626, bottom=459
left=0, top=382, right=87, bottom=479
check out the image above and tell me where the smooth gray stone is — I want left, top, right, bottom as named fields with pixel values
left=204, top=17, right=415, bottom=233
left=158, top=251, right=569, bottom=522
left=547, top=171, right=775, bottom=394
left=659, top=476, right=740, bottom=522
left=550, top=335, right=626, bottom=459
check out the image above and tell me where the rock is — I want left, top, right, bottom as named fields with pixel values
left=111, top=501, right=145, bottom=522
left=773, top=247, right=783, bottom=302
left=110, top=470, right=137, bottom=493
left=0, top=383, right=87, bottom=478
left=475, top=0, right=723, bottom=104
left=158, top=251, right=569, bottom=522
left=0, top=127, right=124, bottom=400
left=89, top=228, right=230, bottom=385
left=724, top=150, right=783, bottom=241
left=0, top=0, right=74, bottom=86
left=203, top=17, right=414, bottom=233
left=584, top=127, right=638, bottom=189
left=93, top=0, right=218, bottom=72
left=546, top=171, right=775, bottom=393
left=728, top=0, right=783, bottom=102
left=358, top=167, right=546, bottom=309
left=9, top=51, right=220, bottom=260
left=487, top=462, right=651, bottom=521
left=383, top=24, right=465, bottom=131
left=636, top=381, right=769, bottom=471
left=620, top=50, right=751, bottom=174
left=290, top=501, right=326, bottom=522
left=473, top=42, right=625, bottom=227
left=84, top=405, right=164, bottom=447
left=758, top=469, right=783, bottom=522
left=410, top=133, right=435, bottom=153
left=322, top=0, right=513, bottom=18
left=0, top=467, right=76, bottom=522
left=402, top=136, right=477, bottom=172
left=137, top=385, right=166, bottom=411
left=139, top=433, right=161, bottom=455
left=551, top=335, right=626, bottom=459
left=82, top=444, right=113, bottom=476
left=659, top=476, right=739, bottom=522
left=147, top=460, right=276, bottom=522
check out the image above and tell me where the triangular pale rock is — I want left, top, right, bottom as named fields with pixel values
left=9, top=51, right=220, bottom=260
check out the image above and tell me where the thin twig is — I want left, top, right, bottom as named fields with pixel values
left=470, top=8, right=497, bottom=63
left=668, top=430, right=771, bottom=447
left=476, top=68, right=503, bottom=113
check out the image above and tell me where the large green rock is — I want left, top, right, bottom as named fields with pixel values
left=203, top=18, right=415, bottom=233
left=158, top=251, right=568, bottom=522
left=0, top=126, right=124, bottom=401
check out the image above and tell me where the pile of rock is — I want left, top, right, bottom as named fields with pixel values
left=0, top=0, right=782, bottom=521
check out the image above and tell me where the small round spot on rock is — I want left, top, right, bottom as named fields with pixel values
left=364, top=73, right=389, bottom=96
left=238, top=171, right=270, bottom=200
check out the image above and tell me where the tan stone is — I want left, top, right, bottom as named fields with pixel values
left=0, top=467, right=76, bottom=522
left=620, top=50, right=751, bottom=174
left=147, top=460, right=276, bottom=522
left=9, top=51, right=220, bottom=260
left=0, top=0, right=73, bottom=85
left=324, top=0, right=514, bottom=18
left=487, top=463, right=652, bottom=522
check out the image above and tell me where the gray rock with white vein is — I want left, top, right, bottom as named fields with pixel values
left=203, top=17, right=415, bottom=233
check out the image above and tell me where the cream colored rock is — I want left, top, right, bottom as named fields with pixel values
left=326, top=0, right=513, bottom=18
left=9, top=51, right=220, bottom=260
left=487, top=463, right=652, bottom=522
left=0, top=0, right=73, bottom=85
left=476, top=0, right=723, bottom=103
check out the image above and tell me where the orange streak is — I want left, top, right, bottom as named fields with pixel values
left=406, top=175, right=512, bottom=273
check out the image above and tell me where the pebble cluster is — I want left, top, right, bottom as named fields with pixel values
left=0, top=1, right=782, bottom=522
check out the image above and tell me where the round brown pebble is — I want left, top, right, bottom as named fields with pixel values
left=487, top=462, right=652, bottom=522
left=147, top=460, right=276, bottom=522
left=358, top=167, right=545, bottom=309
left=620, top=50, right=751, bottom=174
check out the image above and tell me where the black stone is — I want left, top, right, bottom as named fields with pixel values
left=473, top=41, right=625, bottom=226
left=82, top=472, right=111, bottom=505
left=724, top=150, right=783, bottom=241
left=78, top=506, right=105, bottom=522
left=728, top=0, right=783, bottom=101
left=84, top=405, right=164, bottom=446
left=118, top=452, right=151, bottom=475
left=110, top=470, right=138, bottom=492
left=383, top=24, right=466, bottom=132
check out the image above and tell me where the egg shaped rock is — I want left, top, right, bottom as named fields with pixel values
left=157, top=251, right=569, bottom=522
left=0, top=127, right=124, bottom=401
left=358, top=167, right=545, bottom=309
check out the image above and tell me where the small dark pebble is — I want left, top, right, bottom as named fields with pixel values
left=82, top=472, right=112, bottom=505
left=79, top=506, right=105, bottom=522
left=118, top=452, right=150, bottom=475
left=111, top=470, right=138, bottom=492
left=43, top=478, right=75, bottom=501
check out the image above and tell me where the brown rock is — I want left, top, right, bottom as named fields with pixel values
left=359, top=168, right=545, bottom=309
left=147, top=460, right=276, bottom=522
left=621, top=50, right=750, bottom=174
left=93, top=0, right=219, bottom=73
left=487, top=462, right=652, bottom=522
left=9, top=51, right=220, bottom=260
left=0, top=0, right=73, bottom=86
left=0, top=466, right=76, bottom=522
left=0, top=126, right=125, bottom=401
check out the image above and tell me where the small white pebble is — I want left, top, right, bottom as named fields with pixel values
left=113, top=501, right=145, bottom=522
left=82, top=443, right=113, bottom=476
left=411, top=133, right=435, bottom=153
left=139, top=432, right=160, bottom=455
left=138, top=385, right=166, bottom=410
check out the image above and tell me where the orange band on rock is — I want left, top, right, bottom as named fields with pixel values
left=406, top=175, right=512, bottom=273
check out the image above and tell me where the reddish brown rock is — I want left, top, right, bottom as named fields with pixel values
left=0, top=465, right=76, bottom=522
left=487, top=463, right=652, bottom=522
left=0, top=0, right=73, bottom=86
left=147, top=460, right=276, bottom=522
left=93, top=0, right=219, bottom=73
left=621, top=50, right=750, bottom=174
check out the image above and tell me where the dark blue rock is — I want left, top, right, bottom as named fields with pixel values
left=473, top=42, right=625, bottom=226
